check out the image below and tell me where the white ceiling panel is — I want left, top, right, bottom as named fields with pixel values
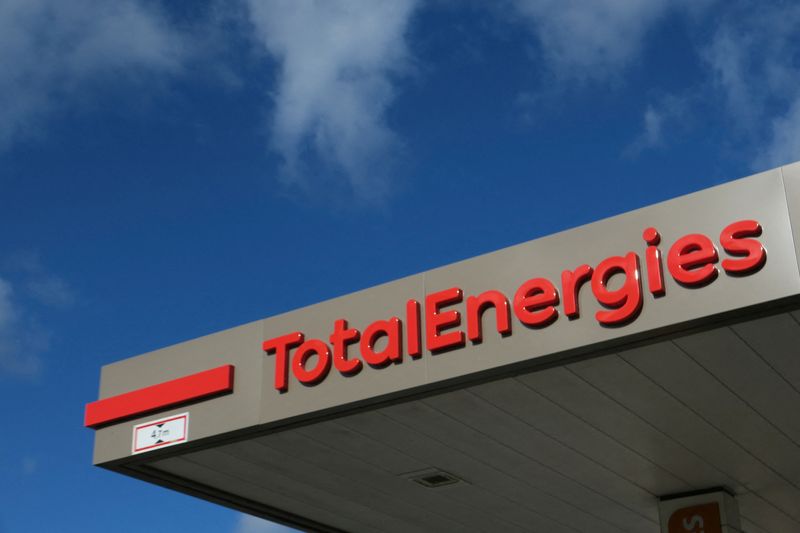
left=142, top=311, right=800, bottom=532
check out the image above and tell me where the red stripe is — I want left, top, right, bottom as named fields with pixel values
left=84, top=365, right=234, bottom=428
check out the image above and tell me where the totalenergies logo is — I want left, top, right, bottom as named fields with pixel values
left=263, top=220, right=766, bottom=392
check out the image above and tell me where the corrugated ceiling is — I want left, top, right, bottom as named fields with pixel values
left=144, top=311, right=800, bottom=532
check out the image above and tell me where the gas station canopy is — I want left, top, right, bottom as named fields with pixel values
left=87, top=163, right=800, bottom=532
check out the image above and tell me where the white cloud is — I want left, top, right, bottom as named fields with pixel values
left=22, top=456, right=38, bottom=475
left=234, top=514, right=297, bottom=533
left=0, top=279, right=14, bottom=328
left=0, top=277, right=45, bottom=377
left=703, top=5, right=800, bottom=124
left=624, top=94, right=689, bottom=156
left=612, top=2, right=800, bottom=167
left=622, top=105, right=664, bottom=157
left=505, top=0, right=716, bottom=154
left=507, top=0, right=675, bottom=81
left=638, top=105, right=664, bottom=147
left=26, top=277, right=75, bottom=309
left=506, top=0, right=719, bottom=81
left=0, top=0, right=183, bottom=150
left=756, top=97, right=800, bottom=169
left=2, top=251, right=76, bottom=309
left=244, top=0, right=419, bottom=201
left=0, top=253, right=74, bottom=378
left=703, top=27, right=754, bottom=130
left=701, top=3, right=800, bottom=168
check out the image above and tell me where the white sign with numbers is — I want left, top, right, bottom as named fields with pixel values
left=132, top=413, right=189, bottom=454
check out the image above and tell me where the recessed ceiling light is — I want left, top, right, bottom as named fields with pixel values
left=405, top=468, right=463, bottom=488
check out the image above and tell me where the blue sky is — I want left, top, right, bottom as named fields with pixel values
left=1, top=1, right=799, bottom=532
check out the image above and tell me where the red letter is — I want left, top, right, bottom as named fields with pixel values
left=466, top=290, right=511, bottom=342
left=720, top=220, right=766, bottom=275
left=513, top=278, right=559, bottom=327
left=406, top=299, right=422, bottom=358
left=329, top=319, right=362, bottom=375
left=292, top=339, right=331, bottom=385
left=262, top=332, right=304, bottom=392
left=643, top=227, right=665, bottom=296
left=425, top=287, right=465, bottom=352
left=361, top=317, right=402, bottom=367
left=561, top=265, right=593, bottom=318
left=668, top=234, right=718, bottom=286
left=592, top=252, right=643, bottom=326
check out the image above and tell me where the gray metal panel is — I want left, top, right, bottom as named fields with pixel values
left=245, top=433, right=475, bottom=531
left=422, top=167, right=799, bottom=383
left=89, top=164, right=800, bottom=532
left=519, top=366, right=739, bottom=489
left=322, top=410, right=581, bottom=533
left=470, top=376, right=686, bottom=496
left=570, top=350, right=800, bottom=529
left=620, top=340, right=800, bottom=506
left=732, top=313, right=800, bottom=392
left=93, top=166, right=800, bottom=466
left=779, top=160, right=800, bottom=278
left=150, top=455, right=372, bottom=532
left=423, top=389, right=657, bottom=531
left=379, top=400, right=626, bottom=533
left=293, top=418, right=539, bottom=532
left=93, top=320, right=264, bottom=465
left=737, top=492, right=800, bottom=533
left=136, top=312, right=800, bottom=533
left=673, top=327, right=800, bottom=447
left=258, top=274, right=427, bottom=425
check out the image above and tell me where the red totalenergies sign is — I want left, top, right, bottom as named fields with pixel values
left=263, top=220, right=766, bottom=392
